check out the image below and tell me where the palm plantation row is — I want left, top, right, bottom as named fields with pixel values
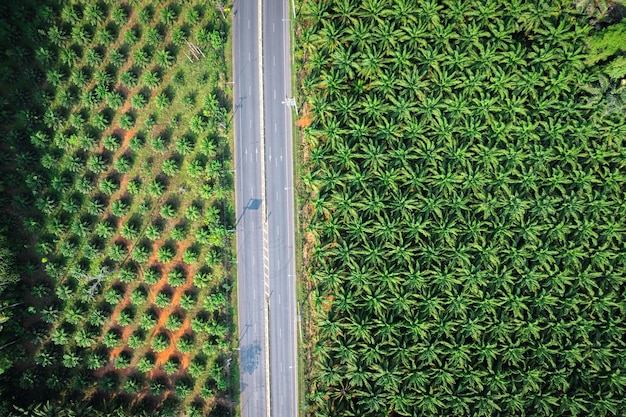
left=297, top=0, right=626, bottom=415
left=0, top=1, right=235, bottom=415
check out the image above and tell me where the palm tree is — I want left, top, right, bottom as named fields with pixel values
left=157, top=246, right=175, bottom=263
left=112, top=5, right=129, bottom=25
left=155, top=93, right=171, bottom=109
left=133, top=48, right=151, bottom=68
left=47, top=25, right=67, bottom=46
left=160, top=204, right=176, bottom=219
left=107, top=242, right=127, bottom=261
left=118, top=113, right=135, bottom=130
left=156, top=50, right=175, bottom=68
left=160, top=6, right=178, bottom=25
left=120, top=71, right=138, bottom=88
left=143, top=70, right=161, bottom=89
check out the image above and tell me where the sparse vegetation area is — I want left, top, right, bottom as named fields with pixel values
left=0, top=0, right=236, bottom=415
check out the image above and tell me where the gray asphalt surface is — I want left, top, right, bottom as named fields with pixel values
left=262, top=1, right=299, bottom=417
left=232, top=0, right=269, bottom=416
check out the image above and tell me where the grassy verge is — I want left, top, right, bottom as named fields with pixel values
left=289, top=1, right=316, bottom=416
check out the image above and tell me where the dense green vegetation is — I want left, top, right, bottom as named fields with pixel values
left=297, top=0, right=626, bottom=415
left=0, top=1, right=235, bottom=415
left=0, top=231, right=21, bottom=376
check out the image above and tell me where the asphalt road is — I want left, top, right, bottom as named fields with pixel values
left=262, top=0, right=299, bottom=415
left=232, top=0, right=269, bottom=416
left=233, top=0, right=297, bottom=416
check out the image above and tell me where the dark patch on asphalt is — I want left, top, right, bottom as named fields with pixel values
left=240, top=341, right=262, bottom=374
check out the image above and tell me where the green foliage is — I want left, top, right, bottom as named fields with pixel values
left=143, top=71, right=161, bottom=89
left=88, top=309, right=109, bottom=327
left=112, top=6, right=129, bottom=25
left=185, top=204, right=201, bottom=221
left=157, top=246, right=175, bottom=263
left=168, top=268, right=187, bottom=287
left=129, top=135, right=146, bottom=152
left=160, top=203, right=177, bottom=219
left=586, top=21, right=626, bottom=66
left=74, top=329, right=95, bottom=348
left=131, top=93, right=148, bottom=109
left=102, top=329, right=121, bottom=348
left=145, top=223, right=163, bottom=241
left=114, top=351, right=131, bottom=369
left=99, top=177, right=119, bottom=195
left=117, top=307, right=134, bottom=326
left=121, top=71, right=138, bottom=88
left=118, top=265, right=137, bottom=284
left=148, top=178, right=167, bottom=196
left=114, top=156, right=132, bottom=173
left=86, top=352, right=105, bottom=370
left=176, top=335, right=194, bottom=353
left=180, top=292, right=197, bottom=310
left=160, top=6, right=178, bottom=26
left=130, top=286, right=148, bottom=305
left=143, top=267, right=161, bottom=285
left=151, top=136, right=168, bottom=153
left=183, top=248, right=200, bottom=265
left=150, top=380, right=165, bottom=396
left=107, top=242, right=127, bottom=262
left=107, top=92, right=124, bottom=110
left=162, top=158, right=180, bottom=177
left=95, top=220, right=115, bottom=239
left=154, top=290, right=171, bottom=308
left=131, top=243, right=151, bottom=263
left=165, top=313, right=183, bottom=331
left=299, top=0, right=626, bottom=415
left=193, top=271, right=211, bottom=289
left=118, top=113, right=135, bottom=130
left=123, top=375, right=142, bottom=393
left=176, top=136, right=195, bottom=155
left=127, top=178, right=142, bottom=195
left=139, top=310, right=158, bottom=331
left=151, top=333, right=170, bottom=352
left=170, top=225, right=187, bottom=241
left=156, top=93, right=171, bottom=109
left=137, top=354, right=155, bottom=372
left=104, top=286, right=124, bottom=305
left=604, top=55, right=626, bottom=79
left=110, top=199, right=130, bottom=217
left=163, top=358, right=180, bottom=375
left=121, top=222, right=140, bottom=240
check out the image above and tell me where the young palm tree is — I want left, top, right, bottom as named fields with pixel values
left=160, top=204, right=177, bottom=219
left=157, top=246, right=175, bottom=263
left=85, top=49, right=103, bottom=67
left=111, top=200, right=130, bottom=217
left=143, top=70, right=161, bottom=89
left=120, top=71, right=138, bottom=88
left=156, top=50, right=175, bottom=68
left=107, top=242, right=127, bottom=261
left=160, top=6, right=178, bottom=25
left=112, top=6, right=129, bottom=25
left=155, top=93, right=171, bottom=109
left=118, top=113, right=135, bottom=130
left=131, top=93, right=148, bottom=109
left=176, top=136, right=194, bottom=155
left=183, top=248, right=199, bottom=265
left=133, top=48, right=151, bottom=68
